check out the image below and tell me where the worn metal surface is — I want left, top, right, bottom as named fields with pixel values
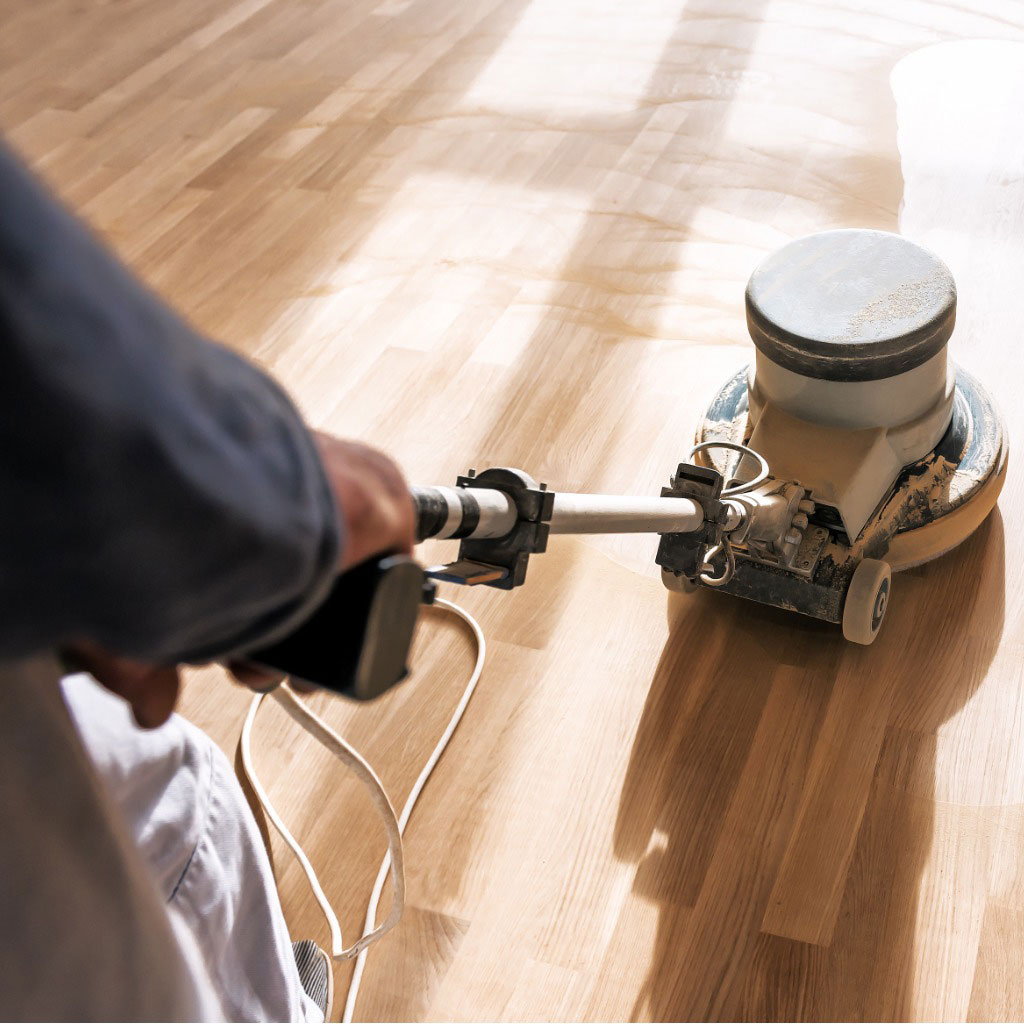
left=684, top=361, right=1007, bottom=622
left=699, top=544, right=856, bottom=624
left=790, top=525, right=830, bottom=578
left=870, top=366, right=1006, bottom=562
left=746, top=230, right=956, bottom=382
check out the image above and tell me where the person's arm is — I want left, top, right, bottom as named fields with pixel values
left=0, top=140, right=372, bottom=667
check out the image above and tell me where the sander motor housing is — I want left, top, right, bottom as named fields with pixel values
left=658, top=229, right=1006, bottom=644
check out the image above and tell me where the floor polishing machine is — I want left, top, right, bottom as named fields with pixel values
left=248, top=229, right=1007, bottom=699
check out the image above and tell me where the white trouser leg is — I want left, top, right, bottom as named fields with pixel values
left=0, top=656, right=222, bottom=1022
left=62, top=673, right=321, bottom=1024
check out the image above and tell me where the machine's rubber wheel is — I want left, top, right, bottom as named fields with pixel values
left=661, top=567, right=698, bottom=594
left=842, top=558, right=892, bottom=645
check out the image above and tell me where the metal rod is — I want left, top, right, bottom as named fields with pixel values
left=549, top=493, right=704, bottom=534
left=414, top=486, right=708, bottom=540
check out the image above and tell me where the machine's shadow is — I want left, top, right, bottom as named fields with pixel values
left=613, top=512, right=1005, bottom=1020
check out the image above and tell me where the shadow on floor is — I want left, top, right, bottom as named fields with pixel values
left=613, top=512, right=1005, bottom=1019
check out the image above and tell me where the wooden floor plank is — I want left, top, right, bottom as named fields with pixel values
left=5, top=1, right=1024, bottom=1019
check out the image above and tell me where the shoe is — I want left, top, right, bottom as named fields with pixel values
left=292, top=939, right=333, bottom=1021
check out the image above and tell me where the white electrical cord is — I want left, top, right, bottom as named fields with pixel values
left=342, top=598, right=484, bottom=1022
left=240, top=685, right=405, bottom=960
left=238, top=596, right=486, bottom=1022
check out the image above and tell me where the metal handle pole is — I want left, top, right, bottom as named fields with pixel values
left=413, top=486, right=706, bottom=540
left=548, top=493, right=704, bottom=534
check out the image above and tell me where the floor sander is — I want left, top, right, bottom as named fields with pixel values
left=248, top=229, right=1007, bottom=698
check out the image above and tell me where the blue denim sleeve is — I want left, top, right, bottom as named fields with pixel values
left=0, top=141, right=342, bottom=663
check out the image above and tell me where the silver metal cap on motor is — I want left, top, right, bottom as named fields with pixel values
left=745, top=230, right=957, bottom=434
left=746, top=229, right=956, bottom=383
left=741, top=230, right=960, bottom=540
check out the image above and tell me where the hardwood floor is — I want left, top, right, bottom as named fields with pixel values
left=4, top=0, right=1024, bottom=1018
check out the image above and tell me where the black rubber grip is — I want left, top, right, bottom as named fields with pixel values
left=454, top=489, right=480, bottom=538
left=413, top=487, right=450, bottom=541
left=413, top=486, right=485, bottom=541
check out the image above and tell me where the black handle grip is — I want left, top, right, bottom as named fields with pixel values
left=245, top=555, right=435, bottom=700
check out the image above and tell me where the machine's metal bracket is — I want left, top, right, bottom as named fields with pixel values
left=790, top=525, right=829, bottom=578
left=655, top=462, right=728, bottom=581
left=454, top=467, right=555, bottom=589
